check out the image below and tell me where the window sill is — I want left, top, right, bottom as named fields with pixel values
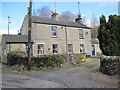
left=80, top=52, right=85, bottom=54
left=52, top=53, right=58, bottom=55
left=51, top=36, right=59, bottom=38
left=79, top=37, right=84, bottom=39
left=38, top=54, right=44, bottom=56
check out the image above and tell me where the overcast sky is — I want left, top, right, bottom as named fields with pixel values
left=0, top=1, right=118, bottom=35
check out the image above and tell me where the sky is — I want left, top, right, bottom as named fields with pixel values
left=0, top=1, right=119, bottom=35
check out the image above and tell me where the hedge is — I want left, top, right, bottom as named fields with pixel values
left=7, top=51, right=66, bottom=68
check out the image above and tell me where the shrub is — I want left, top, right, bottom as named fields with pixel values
left=54, top=55, right=65, bottom=65
left=7, top=51, right=21, bottom=65
left=7, top=51, right=66, bottom=69
left=47, top=58, right=55, bottom=68
left=76, top=53, right=86, bottom=59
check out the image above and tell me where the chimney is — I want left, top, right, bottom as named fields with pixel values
left=51, top=11, right=58, bottom=20
left=75, top=14, right=82, bottom=24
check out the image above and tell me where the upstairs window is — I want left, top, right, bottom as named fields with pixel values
left=80, top=44, right=85, bottom=53
left=79, top=29, right=84, bottom=39
left=51, top=26, right=58, bottom=37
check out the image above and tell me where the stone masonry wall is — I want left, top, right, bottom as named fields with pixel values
left=100, top=55, right=120, bottom=76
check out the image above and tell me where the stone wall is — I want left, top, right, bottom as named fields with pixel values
left=100, top=55, right=120, bottom=76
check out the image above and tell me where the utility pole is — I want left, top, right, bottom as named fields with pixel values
left=7, top=16, right=10, bottom=34
left=28, top=0, right=32, bottom=70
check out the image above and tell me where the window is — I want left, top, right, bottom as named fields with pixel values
left=51, top=26, right=58, bottom=37
left=80, top=44, right=85, bottom=53
left=38, top=44, right=44, bottom=56
left=52, top=44, right=58, bottom=54
left=68, top=44, right=73, bottom=54
left=79, top=29, right=84, bottom=39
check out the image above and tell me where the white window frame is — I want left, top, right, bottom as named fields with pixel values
left=52, top=44, right=58, bottom=54
left=68, top=44, right=73, bottom=54
left=79, top=29, right=84, bottom=39
left=51, top=26, right=58, bottom=37
left=80, top=44, right=85, bottom=53
left=37, top=44, right=44, bottom=56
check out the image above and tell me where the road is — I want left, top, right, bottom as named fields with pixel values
left=2, top=59, right=118, bottom=88
left=27, top=59, right=118, bottom=88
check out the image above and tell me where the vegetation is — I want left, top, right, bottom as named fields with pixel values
left=76, top=53, right=86, bottom=59
left=58, top=11, right=76, bottom=21
left=7, top=51, right=66, bottom=70
left=98, top=15, right=120, bottom=56
left=36, top=6, right=51, bottom=18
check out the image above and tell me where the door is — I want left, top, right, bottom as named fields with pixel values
left=92, top=45, right=95, bottom=55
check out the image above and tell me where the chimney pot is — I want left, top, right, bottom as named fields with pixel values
left=51, top=13, right=58, bottom=20
left=75, top=15, right=82, bottom=23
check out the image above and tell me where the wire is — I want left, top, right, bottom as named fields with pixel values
left=32, top=1, right=36, bottom=16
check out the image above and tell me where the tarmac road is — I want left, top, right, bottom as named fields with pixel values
left=1, top=59, right=118, bottom=88
left=27, top=59, right=118, bottom=88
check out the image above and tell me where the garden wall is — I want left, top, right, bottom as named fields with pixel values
left=100, top=55, right=120, bottom=76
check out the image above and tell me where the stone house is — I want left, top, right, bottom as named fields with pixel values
left=1, top=13, right=94, bottom=63
left=20, top=13, right=92, bottom=56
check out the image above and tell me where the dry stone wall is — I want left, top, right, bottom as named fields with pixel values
left=100, top=55, right=120, bottom=76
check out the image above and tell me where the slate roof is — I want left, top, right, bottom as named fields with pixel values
left=91, top=38, right=99, bottom=44
left=2, top=34, right=34, bottom=43
left=31, top=16, right=90, bottom=29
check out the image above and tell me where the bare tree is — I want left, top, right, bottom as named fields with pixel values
left=90, top=14, right=99, bottom=38
left=58, top=11, right=76, bottom=21
left=36, top=6, right=51, bottom=18
left=91, top=14, right=99, bottom=28
left=81, top=16, right=88, bottom=25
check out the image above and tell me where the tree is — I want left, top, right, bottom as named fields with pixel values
left=90, top=14, right=99, bottom=38
left=81, top=16, right=87, bottom=26
left=58, top=11, right=76, bottom=21
left=91, top=14, right=99, bottom=28
left=98, top=15, right=120, bottom=56
left=36, top=6, right=51, bottom=18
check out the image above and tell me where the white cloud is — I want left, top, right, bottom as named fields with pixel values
left=0, top=28, right=18, bottom=35
left=85, top=19, right=91, bottom=27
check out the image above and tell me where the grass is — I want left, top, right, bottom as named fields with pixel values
left=92, top=68, right=102, bottom=75
left=69, top=61, right=99, bottom=73
left=66, top=58, right=98, bottom=68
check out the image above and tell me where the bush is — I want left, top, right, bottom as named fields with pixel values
left=7, top=51, right=20, bottom=65
left=7, top=51, right=66, bottom=69
left=54, top=55, right=65, bottom=65
left=76, top=53, right=86, bottom=59
left=47, top=58, right=55, bottom=68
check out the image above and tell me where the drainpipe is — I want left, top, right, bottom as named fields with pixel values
left=65, top=26, right=68, bottom=61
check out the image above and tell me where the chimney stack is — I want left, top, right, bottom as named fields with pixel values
left=51, top=11, right=58, bottom=20
left=75, top=14, right=82, bottom=24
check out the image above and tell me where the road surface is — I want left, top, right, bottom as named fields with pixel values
left=1, top=59, right=118, bottom=88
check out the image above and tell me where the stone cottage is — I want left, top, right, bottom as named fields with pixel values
left=1, top=13, right=94, bottom=63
